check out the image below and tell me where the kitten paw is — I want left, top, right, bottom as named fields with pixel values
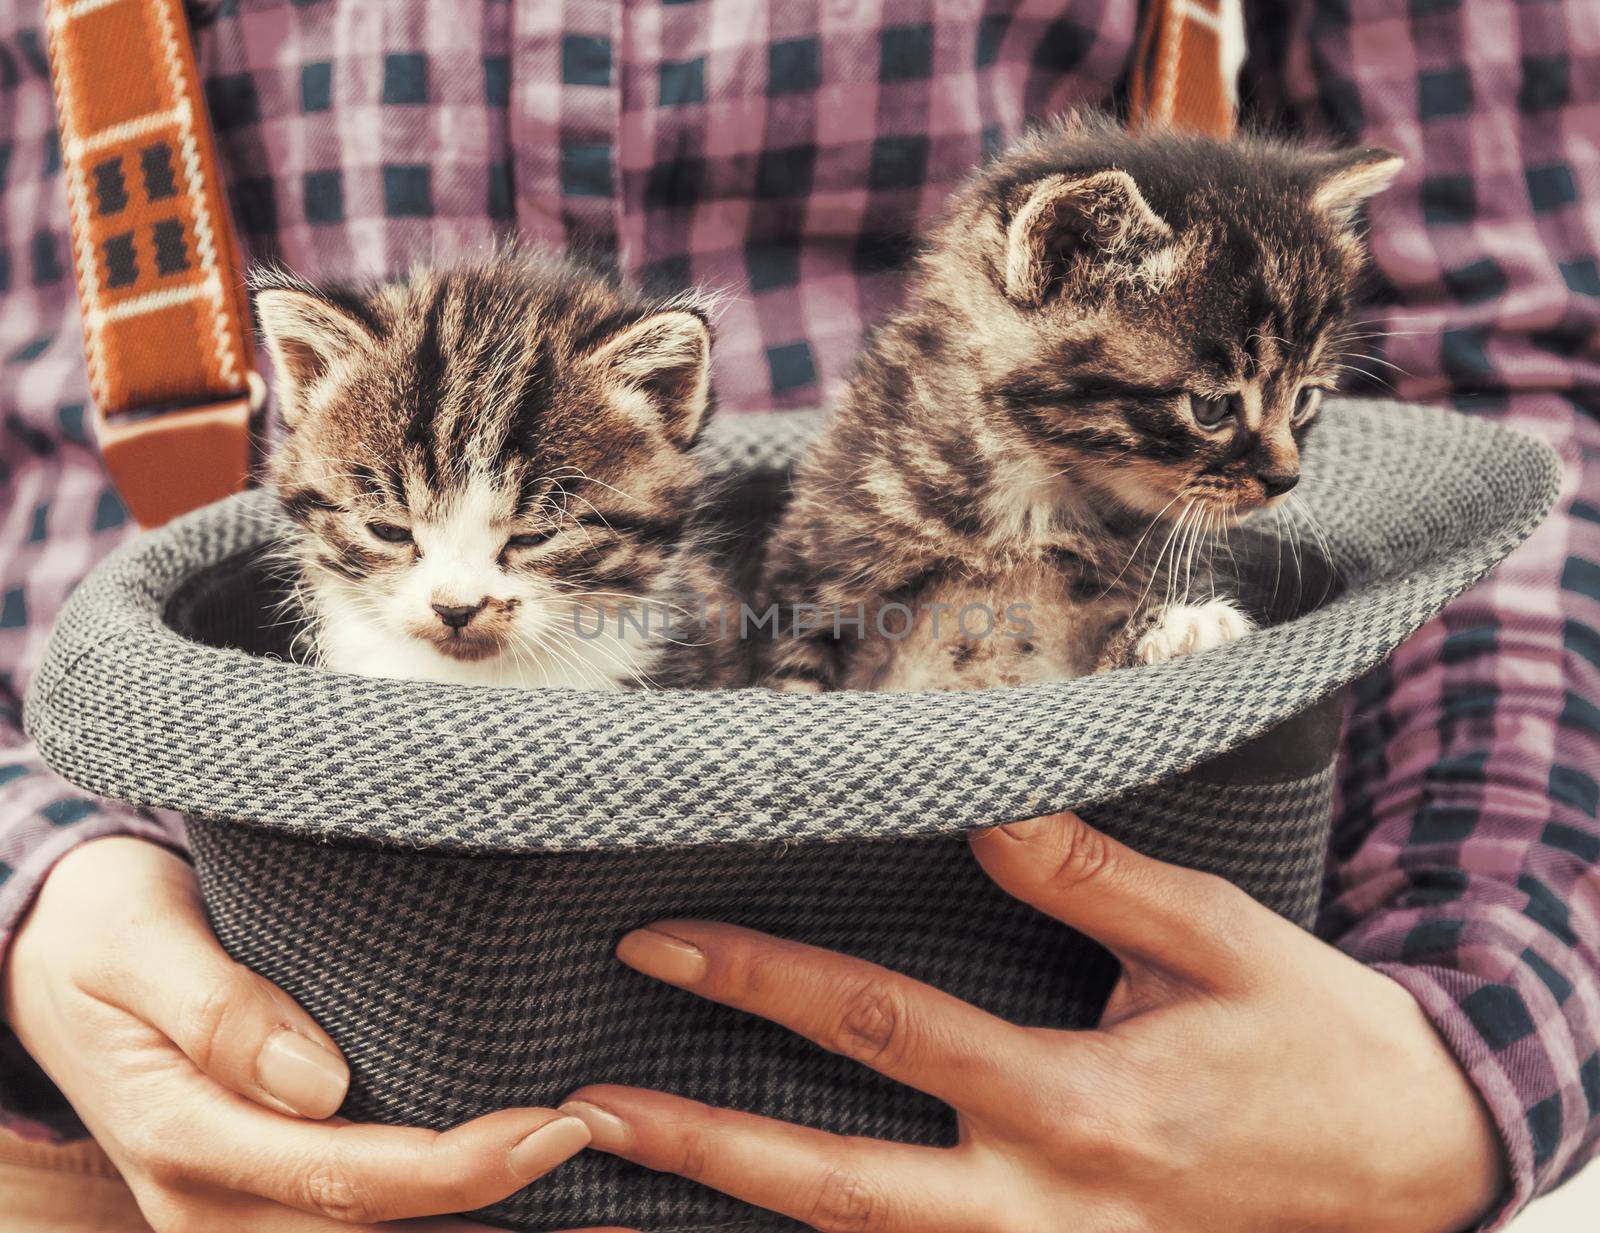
left=766, top=675, right=825, bottom=694
left=1134, top=599, right=1254, bottom=665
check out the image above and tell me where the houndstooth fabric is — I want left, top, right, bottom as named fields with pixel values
left=19, top=394, right=1559, bottom=1231
left=186, top=765, right=1336, bottom=1232
left=25, top=398, right=1558, bottom=853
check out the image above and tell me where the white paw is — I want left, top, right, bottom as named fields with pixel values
left=1135, top=599, right=1255, bottom=665
left=767, top=675, right=824, bottom=694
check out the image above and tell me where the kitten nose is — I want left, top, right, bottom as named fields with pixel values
left=1260, top=472, right=1299, bottom=497
left=432, top=601, right=484, bottom=630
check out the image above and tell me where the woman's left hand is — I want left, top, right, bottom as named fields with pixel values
left=562, top=811, right=1506, bottom=1233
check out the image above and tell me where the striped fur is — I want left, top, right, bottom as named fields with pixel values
left=258, top=252, right=744, bottom=689
left=761, top=115, right=1400, bottom=692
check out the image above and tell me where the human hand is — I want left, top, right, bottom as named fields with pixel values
left=562, top=812, right=1507, bottom=1233
left=2, top=838, right=623, bottom=1232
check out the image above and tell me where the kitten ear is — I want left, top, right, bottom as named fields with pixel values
left=1004, top=169, right=1174, bottom=307
left=255, top=289, right=374, bottom=426
left=583, top=310, right=712, bottom=448
left=1309, top=147, right=1404, bottom=227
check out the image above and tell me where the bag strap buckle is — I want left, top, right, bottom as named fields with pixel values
left=96, top=374, right=262, bottom=529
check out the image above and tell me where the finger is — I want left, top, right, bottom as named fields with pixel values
left=106, top=876, right=350, bottom=1119
left=248, top=1107, right=590, bottom=1222
left=181, top=1193, right=637, bottom=1233
left=178, top=1099, right=593, bottom=1223
left=970, top=811, right=1262, bottom=987
left=562, top=1086, right=975, bottom=1233
left=613, top=921, right=1044, bottom=1122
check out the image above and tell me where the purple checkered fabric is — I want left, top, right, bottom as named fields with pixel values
left=0, top=0, right=1596, bottom=1224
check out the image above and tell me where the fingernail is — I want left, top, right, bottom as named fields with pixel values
left=508, top=1116, right=591, bottom=1181
left=999, top=816, right=1052, bottom=841
left=617, top=927, right=707, bottom=985
left=257, top=1031, right=347, bottom=1119
left=559, top=1101, right=631, bottom=1153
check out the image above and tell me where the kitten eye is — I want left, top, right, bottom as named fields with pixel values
left=502, top=531, right=554, bottom=552
left=1294, top=387, right=1324, bottom=420
left=1190, top=393, right=1240, bottom=429
left=367, top=522, right=413, bottom=544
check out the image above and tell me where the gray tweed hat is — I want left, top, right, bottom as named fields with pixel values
left=25, top=398, right=1558, bottom=1232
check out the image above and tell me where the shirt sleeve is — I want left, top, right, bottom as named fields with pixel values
left=1321, top=409, right=1600, bottom=1226
left=0, top=715, right=188, bottom=1142
left=1240, top=0, right=1600, bottom=1220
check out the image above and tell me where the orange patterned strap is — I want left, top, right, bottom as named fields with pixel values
left=45, top=0, right=256, bottom=528
left=1129, top=0, right=1243, bottom=138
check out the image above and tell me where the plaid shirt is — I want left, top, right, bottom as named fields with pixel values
left=1, top=0, right=1597, bottom=1225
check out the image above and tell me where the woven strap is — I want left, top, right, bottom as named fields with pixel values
left=1129, top=0, right=1242, bottom=137
left=45, top=0, right=255, bottom=528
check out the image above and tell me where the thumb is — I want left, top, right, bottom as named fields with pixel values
left=113, top=856, right=350, bottom=1119
left=969, top=811, right=1259, bottom=988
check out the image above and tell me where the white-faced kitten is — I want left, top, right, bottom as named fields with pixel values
left=257, top=255, right=744, bottom=690
left=760, top=115, right=1401, bottom=692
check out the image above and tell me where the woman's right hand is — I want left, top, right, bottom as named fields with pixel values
left=2, top=836, right=623, bottom=1232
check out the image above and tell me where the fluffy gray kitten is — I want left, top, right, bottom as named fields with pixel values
left=257, top=254, right=746, bottom=690
left=761, top=115, right=1401, bottom=692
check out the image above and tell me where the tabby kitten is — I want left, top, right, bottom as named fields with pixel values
left=257, top=254, right=744, bottom=689
left=761, top=115, right=1400, bottom=692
